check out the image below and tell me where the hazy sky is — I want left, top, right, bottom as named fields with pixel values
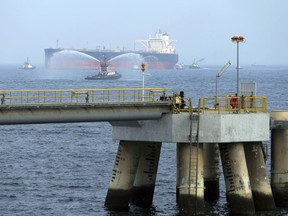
left=1, top=0, right=287, bottom=66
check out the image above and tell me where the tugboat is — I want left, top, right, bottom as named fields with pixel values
left=175, top=62, right=185, bottom=70
left=19, top=57, right=36, bottom=70
left=85, top=57, right=121, bottom=80
left=189, top=62, right=200, bottom=69
left=189, top=58, right=204, bottom=69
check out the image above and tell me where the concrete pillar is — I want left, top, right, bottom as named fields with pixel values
left=105, top=140, right=141, bottom=210
left=244, top=142, right=276, bottom=210
left=203, top=143, right=220, bottom=202
left=271, top=110, right=288, bottom=207
left=219, top=143, right=255, bottom=214
left=130, top=142, right=162, bottom=207
left=176, top=142, right=204, bottom=215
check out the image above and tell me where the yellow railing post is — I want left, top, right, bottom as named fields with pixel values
left=262, top=97, right=267, bottom=113
left=20, top=92, right=23, bottom=104
left=189, top=98, right=192, bottom=113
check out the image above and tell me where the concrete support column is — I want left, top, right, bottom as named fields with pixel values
left=105, top=140, right=141, bottom=210
left=244, top=142, right=276, bottom=210
left=203, top=143, right=220, bottom=202
left=271, top=110, right=288, bottom=207
left=176, top=142, right=204, bottom=215
left=219, top=143, right=255, bottom=214
left=131, top=142, right=162, bottom=207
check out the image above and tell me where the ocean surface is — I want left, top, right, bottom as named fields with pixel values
left=0, top=64, right=288, bottom=215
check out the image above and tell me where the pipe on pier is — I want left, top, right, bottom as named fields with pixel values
left=244, top=142, right=276, bottom=210
left=219, top=142, right=255, bottom=214
left=271, top=111, right=288, bottom=207
left=203, top=143, right=220, bottom=202
left=176, top=142, right=204, bottom=215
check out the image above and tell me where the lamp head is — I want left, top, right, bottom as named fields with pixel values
left=141, top=63, right=145, bottom=72
left=231, top=36, right=245, bottom=43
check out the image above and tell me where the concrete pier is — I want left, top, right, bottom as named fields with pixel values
left=203, top=143, right=220, bottom=202
left=271, top=110, right=288, bottom=207
left=111, top=112, right=270, bottom=214
left=244, top=142, right=276, bottom=210
left=130, top=142, right=161, bottom=207
left=176, top=142, right=204, bottom=215
left=105, top=140, right=141, bottom=210
left=219, top=143, right=255, bottom=214
left=0, top=87, right=276, bottom=214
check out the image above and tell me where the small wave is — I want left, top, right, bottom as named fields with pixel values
left=51, top=184, right=92, bottom=189
left=0, top=182, right=21, bottom=186
left=58, top=196, right=86, bottom=202
left=0, top=195, right=17, bottom=199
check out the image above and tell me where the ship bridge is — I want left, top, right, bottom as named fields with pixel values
left=136, top=30, right=176, bottom=54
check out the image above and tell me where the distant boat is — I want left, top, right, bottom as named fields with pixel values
left=251, top=62, right=266, bottom=68
left=19, top=57, right=36, bottom=70
left=189, top=58, right=204, bottom=69
left=85, top=56, right=121, bottom=80
left=189, top=62, right=200, bottom=69
left=175, top=62, right=185, bottom=70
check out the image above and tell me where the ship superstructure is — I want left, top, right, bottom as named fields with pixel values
left=136, top=30, right=176, bottom=54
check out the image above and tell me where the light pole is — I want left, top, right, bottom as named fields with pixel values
left=141, top=63, right=145, bottom=101
left=231, top=36, right=245, bottom=96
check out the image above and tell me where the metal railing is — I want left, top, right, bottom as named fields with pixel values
left=198, top=95, right=267, bottom=113
left=2, top=88, right=267, bottom=114
left=0, top=88, right=174, bottom=107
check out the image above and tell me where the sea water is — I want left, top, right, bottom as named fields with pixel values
left=0, top=64, right=288, bottom=215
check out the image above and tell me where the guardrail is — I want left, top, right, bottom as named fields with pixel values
left=2, top=88, right=266, bottom=114
left=0, top=88, right=175, bottom=107
left=0, top=88, right=193, bottom=114
left=198, top=95, right=267, bottom=113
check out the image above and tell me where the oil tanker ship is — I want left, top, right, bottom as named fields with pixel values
left=44, top=31, right=178, bottom=70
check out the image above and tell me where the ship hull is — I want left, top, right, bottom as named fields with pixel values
left=44, top=49, right=178, bottom=70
